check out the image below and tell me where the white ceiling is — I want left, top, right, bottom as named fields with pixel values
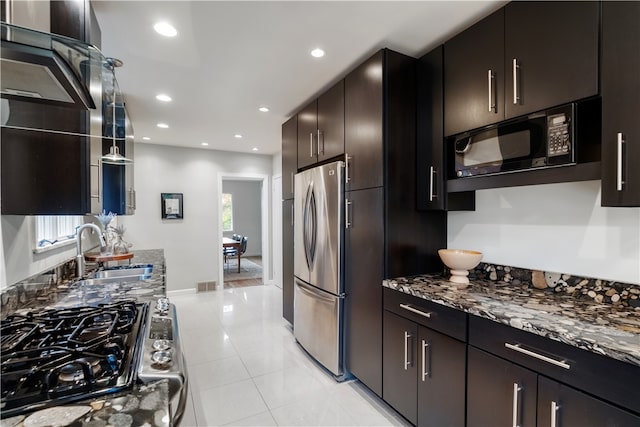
left=92, top=1, right=504, bottom=156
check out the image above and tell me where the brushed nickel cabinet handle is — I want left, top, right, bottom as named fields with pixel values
left=513, top=58, right=520, bottom=105
left=429, top=166, right=437, bottom=202
left=488, top=69, right=495, bottom=112
left=512, top=383, right=522, bottom=427
left=345, top=153, right=352, bottom=183
left=400, top=303, right=432, bottom=319
left=617, top=132, right=624, bottom=191
left=505, top=343, right=570, bottom=369
left=550, top=401, right=559, bottom=427
left=317, top=129, right=323, bottom=155
left=345, top=199, right=352, bottom=228
left=404, top=331, right=413, bottom=370
left=421, top=340, right=430, bottom=381
left=309, top=133, right=314, bottom=158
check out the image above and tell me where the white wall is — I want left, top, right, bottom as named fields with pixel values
left=222, top=180, right=262, bottom=256
left=448, top=180, right=640, bottom=284
left=121, top=143, right=272, bottom=291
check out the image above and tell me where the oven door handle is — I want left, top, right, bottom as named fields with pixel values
left=172, top=355, right=189, bottom=426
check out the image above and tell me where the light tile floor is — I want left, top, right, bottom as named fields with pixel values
left=172, top=284, right=411, bottom=427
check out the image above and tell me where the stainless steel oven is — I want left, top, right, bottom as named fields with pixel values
left=450, top=99, right=601, bottom=179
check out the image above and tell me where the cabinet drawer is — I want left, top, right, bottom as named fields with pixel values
left=383, top=287, right=466, bottom=341
left=469, top=315, right=640, bottom=414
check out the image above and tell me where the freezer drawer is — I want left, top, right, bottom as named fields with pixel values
left=294, top=279, right=343, bottom=376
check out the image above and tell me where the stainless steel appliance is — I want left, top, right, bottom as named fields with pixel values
left=0, top=297, right=187, bottom=424
left=451, top=99, right=601, bottom=178
left=294, top=160, right=345, bottom=378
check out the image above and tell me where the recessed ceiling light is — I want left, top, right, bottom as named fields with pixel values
left=201, top=142, right=209, bottom=146
left=259, top=107, right=269, bottom=112
left=156, top=94, right=172, bottom=102
left=311, top=48, right=325, bottom=58
left=234, top=134, right=243, bottom=139
left=142, top=137, right=150, bottom=141
left=252, top=147, right=259, bottom=151
left=154, top=22, right=177, bottom=37
left=157, top=123, right=169, bottom=129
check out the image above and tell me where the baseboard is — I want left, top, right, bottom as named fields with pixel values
left=167, top=288, right=197, bottom=296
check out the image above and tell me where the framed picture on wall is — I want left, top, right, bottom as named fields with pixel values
left=161, top=193, right=183, bottom=219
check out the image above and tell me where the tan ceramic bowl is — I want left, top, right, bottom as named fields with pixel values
left=438, top=249, right=483, bottom=285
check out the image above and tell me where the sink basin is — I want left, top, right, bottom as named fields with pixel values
left=75, top=276, right=145, bottom=286
left=93, top=264, right=153, bottom=280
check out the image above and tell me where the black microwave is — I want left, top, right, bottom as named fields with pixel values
left=450, top=99, right=601, bottom=179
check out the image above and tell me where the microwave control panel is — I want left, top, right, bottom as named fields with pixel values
left=547, top=112, right=571, bottom=157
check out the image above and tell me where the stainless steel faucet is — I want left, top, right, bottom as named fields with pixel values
left=76, top=223, right=106, bottom=277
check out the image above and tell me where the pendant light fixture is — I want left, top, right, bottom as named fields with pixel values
left=101, top=57, right=132, bottom=165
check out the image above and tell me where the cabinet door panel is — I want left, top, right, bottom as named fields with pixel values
left=444, top=8, right=504, bottom=136
left=345, top=51, right=383, bottom=190
left=505, top=1, right=599, bottom=119
left=467, top=347, right=537, bottom=427
left=282, top=116, right=297, bottom=199
left=417, top=326, right=465, bottom=427
left=346, top=187, right=384, bottom=396
left=317, top=80, right=344, bottom=162
left=383, top=311, right=418, bottom=425
left=297, top=100, right=317, bottom=169
left=601, top=1, right=640, bottom=207
left=538, top=376, right=640, bottom=427
left=282, top=199, right=294, bottom=324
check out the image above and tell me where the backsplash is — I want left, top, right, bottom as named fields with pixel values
left=0, top=257, right=79, bottom=318
left=467, top=262, right=640, bottom=308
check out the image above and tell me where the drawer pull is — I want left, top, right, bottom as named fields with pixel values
left=400, top=304, right=431, bottom=319
left=505, top=343, right=570, bottom=370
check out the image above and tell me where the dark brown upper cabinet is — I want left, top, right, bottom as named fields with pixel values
left=444, top=8, right=505, bottom=137
left=417, top=46, right=475, bottom=211
left=445, top=2, right=599, bottom=137
left=296, top=80, right=344, bottom=169
left=504, top=1, right=599, bottom=120
left=601, top=1, right=640, bottom=207
left=281, top=115, right=297, bottom=200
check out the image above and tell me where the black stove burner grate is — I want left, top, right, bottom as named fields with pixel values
left=0, top=300, right=146, bottom=418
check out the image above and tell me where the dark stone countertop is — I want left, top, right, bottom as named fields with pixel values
left=383, top=272, right=640, bottom=367
left=0, top=380, right=170, bottom=427
left=0, top=250, right=173, bottom=427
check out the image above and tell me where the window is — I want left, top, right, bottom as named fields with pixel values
left=222, top=193, right=233, bottom=232
left=35, top=216, right=84, bottom=249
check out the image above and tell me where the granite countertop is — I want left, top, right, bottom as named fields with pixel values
left=383, top=271, right=640, bottom=367
left=0, top=380, right=170, bottom=427
left=1, top=249, right=166, bottom=316
left=1, top=250, right=172, bottom=427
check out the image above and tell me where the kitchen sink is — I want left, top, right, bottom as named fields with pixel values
left=93, top=264, right=153, bottom=279
left=75, top=276, right=145, bottom=286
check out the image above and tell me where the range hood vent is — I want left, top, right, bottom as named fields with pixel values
left=1, top=22, right=103, bottom=110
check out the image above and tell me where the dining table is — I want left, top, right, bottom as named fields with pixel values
left=222, top=237, right=242, bottom=273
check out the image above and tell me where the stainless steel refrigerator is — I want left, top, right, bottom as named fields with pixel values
left=294, top=160, right=345, bottom=378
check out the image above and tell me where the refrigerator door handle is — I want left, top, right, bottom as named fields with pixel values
left=296, top=280, right=336, bottom=303
left=303, top=183, right=317, bottom=270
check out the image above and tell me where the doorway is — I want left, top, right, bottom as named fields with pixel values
left=217, top=173, right=270, bottom=288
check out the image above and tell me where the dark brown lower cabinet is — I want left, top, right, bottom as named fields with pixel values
left=345, top=187, right=384, bottom=396
left=467, top=347, right=537, bottom=427
left=537, top=376, right=640, bottom=427
left=282, top=199, right=294, bottom=325
left=468, top=346, right=640, bottom=427
left=383, top=310, right=466, bottom=426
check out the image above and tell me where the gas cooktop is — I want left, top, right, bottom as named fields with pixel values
left=0, top=300, right=147, bottom=418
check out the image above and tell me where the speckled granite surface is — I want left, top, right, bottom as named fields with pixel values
left=0, top=250, right=171, bottom=426
left=383, top=270, right=640, bottom=368
left=1, top=249, right=166, bottom=317
left=0, top=379, right=170, bottom=427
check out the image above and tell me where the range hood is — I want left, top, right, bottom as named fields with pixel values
left=1, top=22, right=103, bottom=110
